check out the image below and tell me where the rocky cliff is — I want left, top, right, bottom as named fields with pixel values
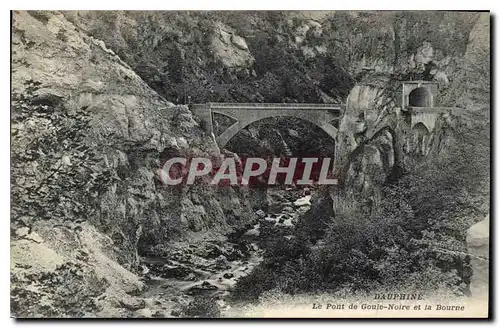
left=467, top=216, right=489, bottom=299
left=11, top=11, right=256, bottom=317
left=334, top=12, right=489, bottom=214
left=61, top=11, right=480, bottom=102
left=329, top=12, right=490, bottom=299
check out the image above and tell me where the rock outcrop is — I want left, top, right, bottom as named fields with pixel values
left=467, top=216, right=489, bottom=299
left=333, top=12, right=489, bottom=206
left=211, top=22, right=254, bottom=70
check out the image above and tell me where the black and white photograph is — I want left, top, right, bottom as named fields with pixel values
left=8, top=8, right=491, bottom=319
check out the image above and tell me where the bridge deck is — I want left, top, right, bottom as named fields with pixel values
left=407, top=106, right=466, bottom=114
left=191, top=102, right=342, bottom=111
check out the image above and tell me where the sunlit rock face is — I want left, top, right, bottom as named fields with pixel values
left=334, top=79, right=452, bottom=211
left=211, top=22, right=255, bottom=70
left=332, top=12, right=489, bottom=210
left=336, top=83, right=392, bottom=169
left=342, top=129, right=396, bottom=204
left=467, top=216, right=489, bottom=299
left=11, top=11, right=256, bottom=269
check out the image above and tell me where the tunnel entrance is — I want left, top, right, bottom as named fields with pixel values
left=408, top=87, right=431, bottom=107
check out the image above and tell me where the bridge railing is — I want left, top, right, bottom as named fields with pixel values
left=407, top=106, right=467, bottom=114
left=191, top=103, right=343, bottom=110
left=209, top=102, right=342, bottom=108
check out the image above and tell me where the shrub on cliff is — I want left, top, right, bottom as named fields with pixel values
left=181, top=296, right=221, bottom=318
left=11, top=262, right=107, bottom=318
left=11, top=80, right=115, bottom=232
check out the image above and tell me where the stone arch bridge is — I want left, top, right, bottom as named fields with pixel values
left=190, top=103, right=342, bottom=149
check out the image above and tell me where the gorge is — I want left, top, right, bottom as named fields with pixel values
left=10, top=10, right=490, bottom=318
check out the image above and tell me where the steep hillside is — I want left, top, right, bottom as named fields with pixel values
left=62, top=11, right=480, bottom=159
left=11, top=11, right=256, bottom=317
left=230, top=12, right=490, bottom=305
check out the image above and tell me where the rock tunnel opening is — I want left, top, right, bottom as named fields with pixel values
left=408, top=87, right=431, bottom=107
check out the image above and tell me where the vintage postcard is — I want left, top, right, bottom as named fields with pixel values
left=10, top=10, right=490, bottom=318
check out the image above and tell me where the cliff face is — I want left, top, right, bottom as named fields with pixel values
left=335, top=12, right=489, bottom=205
left=330, top=13, right=490, bottom=299
left=62, top=11, right=479, bottom=102
left=11, top=11, right=256, bottom=317
left=467, top=216, right=489, bottom=299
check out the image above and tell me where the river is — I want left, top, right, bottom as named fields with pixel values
left=135, top=190, right=313, bottom=318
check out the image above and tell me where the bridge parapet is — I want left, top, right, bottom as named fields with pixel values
left=406, top=106, right=464, bottom=131
left=407, top=106, right=465, bottom=114
left=205, top=102, right=342, bottom=111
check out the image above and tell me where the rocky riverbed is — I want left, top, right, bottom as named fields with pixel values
left=132, top=188, right=313, bottom=318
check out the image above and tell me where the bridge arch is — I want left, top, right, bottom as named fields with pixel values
left=216, top=111, right=338, bottom=149
left=411, top=122, right=431, bottom=155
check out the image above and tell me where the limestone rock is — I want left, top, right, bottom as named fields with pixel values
left=211, top=23, right=254, bottom=69
left=294, top=195, right=312, bottom=207
left=467, top=216, right=489, bottom=298
left=231, top=34, right=249, bottom=51
left=135, top=308, right=153, bottom=318
left=14, top=227, right=30, bottom=238
left=119, top=297, right=146, bottom=311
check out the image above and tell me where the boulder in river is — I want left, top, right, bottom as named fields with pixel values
left=119, top=297, right=146, bottom=311
left=135, top=308, right=153, bottom=318
left=294, top=195, right=312, bottom=207
left=243, top=224, right=260, bottom=237
left=159, top=264, right=194, bottom=279
left=255, top=209, right=267, bottom=219
left=170, top=309, right=181, bottom=317
left=215, top=255, right=230, bottom=269
left=186, top=281, right=219, bottom=295
left=267, top=202, right=283, bottom=214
